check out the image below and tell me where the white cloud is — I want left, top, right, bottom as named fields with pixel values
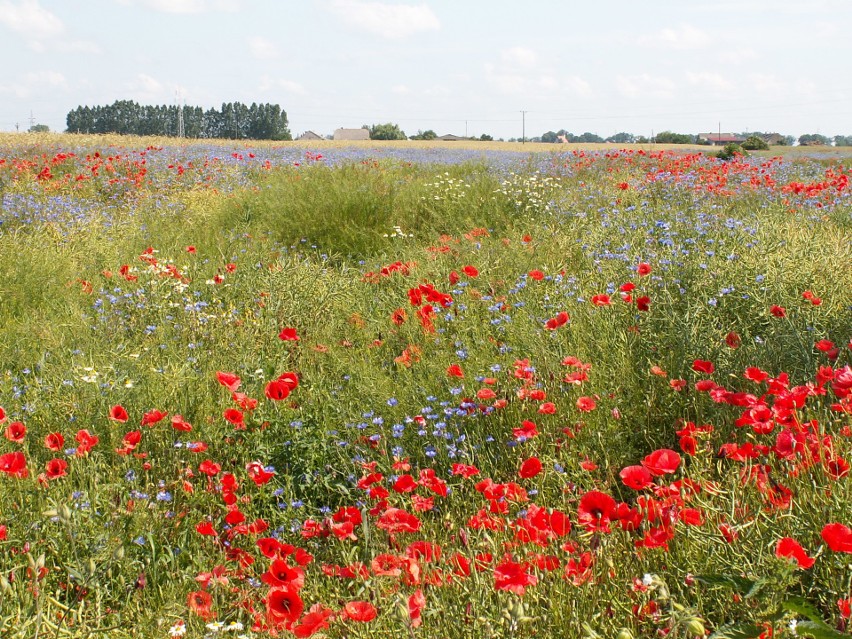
left=328, top=0, right=440, bottom=39
left=637, top=24, right=713, bottom=50
left=248, top=36, right=279, bottom=60
left=258, top=75, right=307, bottom=96
left=686, top=72, right=734, bottom=92
left=391, top=84, right=411, bottom=94
left=118, top=0, right=240, bottom=13
left=616, top=74, right=676, bottom=99
left=501, top=46, right=537, bottom=68
left=0, top=0, right=64, bottom=38
left=0, top=70, right=67, bottom=98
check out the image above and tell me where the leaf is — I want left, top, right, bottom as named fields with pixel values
left=784, top=597, right=827, bottom=623
left=745, top=577, right=770, bottom=600
left=695, top=574, right=756, bottom=594
left=709, top=623, right=766, bottom=639
left=794, top=620, right=852, bottom=639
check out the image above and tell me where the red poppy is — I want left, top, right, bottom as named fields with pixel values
left=494, top=559, right=538, bottom=595
left=292, top=604, right=334, bottom=637
left=692, top=360, right=715, bottom=374
left=343, top=601, right=377, bottom=622
left=577, top=490, right=616, bottom=532
left=45, top=458, right=68, bottom=480
left=637, top=262, right=652, bottom=276
left=278, top=372, right=300, bottom=390
left=538, top=402, right=556, bottom=414
left=391, top=308, right=407, bottom=325
left=4, top=421, right=26, bottom=443
left=223, top=408, right=244, bottom=428
left=198, top=460, right=221, bottom=476
left=642, top=449, right=681, bottom=476
left=576, top=396, right=596, bottom=412
left=408, top=589, right=426, bottom=628
left=775, top=537, right=815, bottom=568
left=513, top=420, right=538, bottom=440
left=462, top=265, right=479, bottom=278
left=838, top=598, right=851, bottom=620
left=636, top=296, right=651, bottom=311
left=519, top=457, right=543, bottom=479
left=109, top=405, right=129, bottom=423
left=528, top=270, right=544, bottom=281
left=44, top=432, right=64, bottom=451
left=591, top=294, right=611, bottom=306
left=446, top=363, right=464, bottom=378
left=141, top=409, right=167, bottom=426
left=196, top=521, right=217, bottom=536
left=725, top=331, right=741, bottom=348
left=265, top=380, right=291, bottom=401
left=75, top=430, right=99, bottom=455
left=216, top=371, right=241, bottom=391
left=187, top=590, right=215, bottom=620
left=171, top=415, right=192, bottom=432
left=822, top=523, right=852, bottom=553
left=376, top=508, right=421, bottom=534
left=620, top=465, right=654, bottom=490
left=266, top=586, right=304, bottom=626
left=278, top=327, right=300, bottom=341
left=451, top=463, right=480, bottom=478
left=770, top=305, right=787, bottom=318
left=744, top=367, right=769, bottom=383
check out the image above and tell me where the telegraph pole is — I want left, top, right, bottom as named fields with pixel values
left=520, top=110, right=527, bottom=144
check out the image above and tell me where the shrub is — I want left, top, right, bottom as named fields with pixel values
left=742, top=135, right=769, bottom=151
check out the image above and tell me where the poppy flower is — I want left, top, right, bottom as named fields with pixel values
left=408, top=589, right=426, bottom=628
left=576, top=396, right=596, bottom=412
left=637, top=262, right=652, bottom=276
left=775, top=537, right=815, bottom=568
left=292, top=605, right=334, bottom=637
left=223, top=408, right=244, bottom=428
left=343, top=601, right=377, bottom=622
left=821, top=523, right=852, bottom=553
left=4, top=421, right=26, bottom=443
left=620, top=465, right=654, bottom=490
left=187, top=590, right=215, bottom=620
left=591, top=294, right=611, bottom=306
left=451, top=463, right=480, bottom=478
left=109, top=405, right=129, bottom=423
left=446, top=363, right=464, bottom=378
left=494, top=559, right=538, bottom=595
left=44, top=432, right=64, bottom=451
left=45, top=458, right=68, bottom=480
left=692, top=360, right=715, bottom=374
left=266, top=586, right=304, bottom=626
left=528, top=270, right=545, bottom=281
left=513, top=420, right=538, bottom=440
left=278, top=327, right=300, bottom=341
left=216, top=371, right=241, bottom=392
left=725, top=331, right=741, bottom=348
left=577, top=490, right=616, bottom=532
left=171, top=415, right=192, bottom=432
left=141, top=409, right=168, bottom=427
left=265, top=380, right=291, bottom=401
left=642, top=449, right=681, bottom=476
left=770, top=305, right=787, bottom=318
left=519, top=457, right=543, bottom=479
left=462, top=265, right=479, bottom=278
left=376, top=508, right=421, bottom=534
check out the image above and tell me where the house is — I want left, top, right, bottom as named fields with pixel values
left=760, top=133, right=785, bottom=146
left=333, top=128, right=370, bottom=141
left=698, top=133, right=746, bottom=146
left=296, top=130, right=323, bottom=141
left=437, top=134, right=464, bottom=141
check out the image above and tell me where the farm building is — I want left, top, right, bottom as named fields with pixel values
left=698, top=133, right=746, bottom=146
left=437, top=134, right=464, bottom=141
left=333, top=128, right=370, bottom=141
left=760, top=133, right=786, bottom=146
left=296, top=130, right=323, bottom=141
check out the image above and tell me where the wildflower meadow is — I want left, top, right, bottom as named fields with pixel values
left=0, top=134, right=850, bottom=639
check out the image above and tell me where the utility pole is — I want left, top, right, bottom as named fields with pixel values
left=465, top=120, right=468, bottom=138
left=29, top=111, right=35, bottom=129
left=520, top=110, right=527, bottom=144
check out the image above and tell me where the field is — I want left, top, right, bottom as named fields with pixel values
left=0, top=133, right=850, bottom=639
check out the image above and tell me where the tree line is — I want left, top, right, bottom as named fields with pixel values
left=65, top=100, right=291, bottom=140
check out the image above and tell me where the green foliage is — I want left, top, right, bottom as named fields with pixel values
left=799, top=133, right=830, bottom=146
left=366, top=122, right=407, bottom=140
left=65, top=100, right=291, bottom=139
left=28, top=123, right=50, bottom=133
left=654, top=131, right=696, bottom=144
left=410, top=129, right=437, bottom=140
left=716, top=142, right=747, bottom=160
left=742, top=135, right=770, bottom=150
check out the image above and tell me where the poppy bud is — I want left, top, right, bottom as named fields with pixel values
left=685, top=617, right=705, bottom=636
left=616, top=629, right=634, bottom=639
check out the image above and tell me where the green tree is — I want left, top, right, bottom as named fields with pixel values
left=833, top=135, right=852, bottom=146
left=742, top=135, right=769, bottom=151
left=798, top=133, right=829, bottom=146
left=654, top=131, right=695, bottom=144
left=368, top=123, right=407, bottom=140
left=479, top=133, right=493, bottom=141
left=605, top=132, right=636, bottom=144
left=28, top=123, right=50, bottom=133
left=540, top=131, right=559, bottom=143
left=410, top=129, right=437, bottom=140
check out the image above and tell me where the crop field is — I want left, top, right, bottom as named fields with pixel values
left=0, top=134, right=850, bottom=639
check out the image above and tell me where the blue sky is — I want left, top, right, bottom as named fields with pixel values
left=0, top=0, right=849, bottom=140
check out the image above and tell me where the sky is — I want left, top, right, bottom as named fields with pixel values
left=0, top=0, right=850, bottom=141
